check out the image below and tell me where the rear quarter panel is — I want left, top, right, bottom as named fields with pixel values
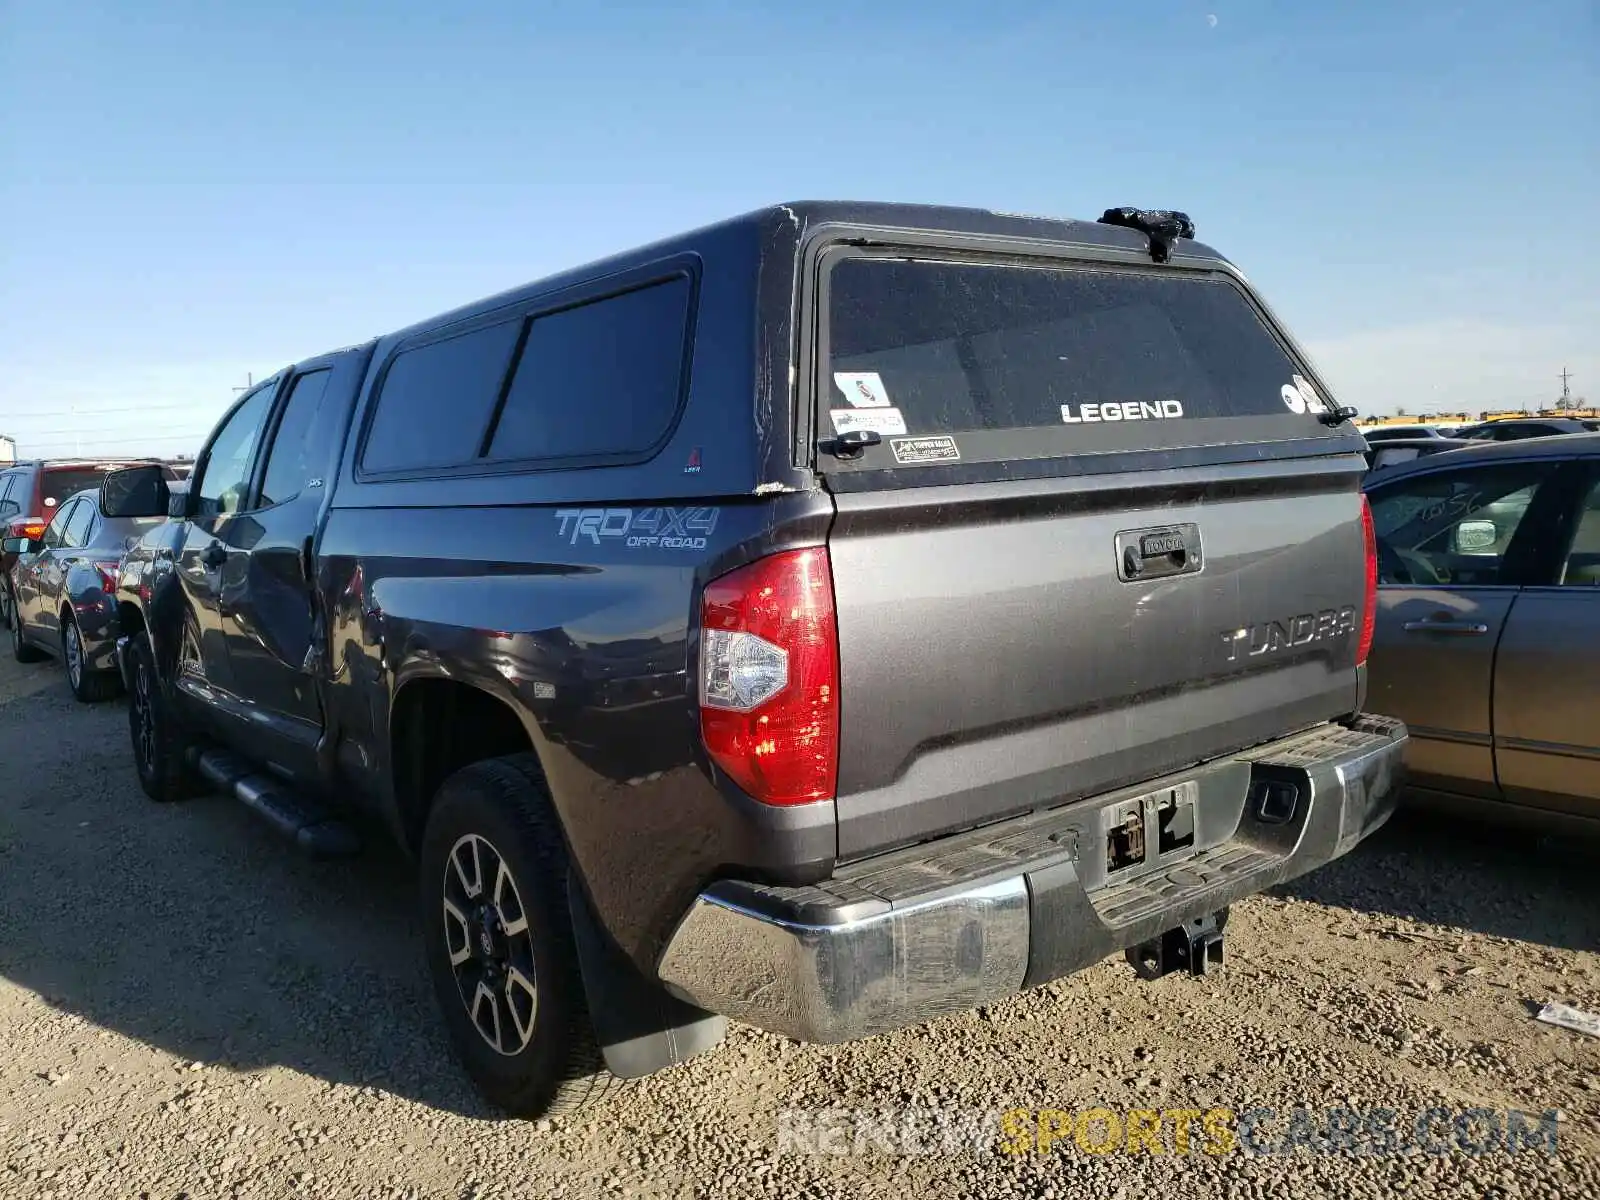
left=318, top=493, right=836, bottom=969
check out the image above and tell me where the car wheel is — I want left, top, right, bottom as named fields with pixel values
left=420, top=754, right=618, bottom=1119
left=11, top=606, right=46, bottom=663
left=64, top=614, right=119, bottom=703
left=127, top=631, right=196, bottom=802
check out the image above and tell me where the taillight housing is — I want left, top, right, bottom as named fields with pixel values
left=7, top=517, right=47, bottom=542
left=1358, top=495, right=1377, bottom=666
left=699, top=548, right=839, bottom=806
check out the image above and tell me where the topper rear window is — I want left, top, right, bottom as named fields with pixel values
left=818, top=255, right=1341, bottom=468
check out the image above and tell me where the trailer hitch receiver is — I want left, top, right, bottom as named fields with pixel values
left=1125, top=911, right=1227, bottom=980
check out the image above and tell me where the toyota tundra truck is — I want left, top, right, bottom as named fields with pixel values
left=102, top=202, right=1406, bottom=1119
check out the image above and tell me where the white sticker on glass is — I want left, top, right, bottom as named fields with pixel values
left=833, top=371, right=892, bottom=409
left=1281, top=383, right=1307, bottom=414
left=1292, top=374, right=1326, bottom=413
left=829, top=407, right=907, bottom=436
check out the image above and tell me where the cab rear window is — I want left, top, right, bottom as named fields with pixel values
left=820, top=256, right=1339, bottom=467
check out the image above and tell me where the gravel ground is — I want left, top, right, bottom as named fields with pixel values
left=1, top=648, right=1597, bottom=1200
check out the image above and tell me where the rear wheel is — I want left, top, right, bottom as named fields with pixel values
left=420, top=754, right=618, bottom=1119
left=127, top=631, right=195, bottom=802
left=11, top=607, right=45, bottom=663
left=64, top=614, right=119, bottom=703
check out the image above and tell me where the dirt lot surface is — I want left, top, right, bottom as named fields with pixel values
left=1, top=648, right=1597, bottom=1200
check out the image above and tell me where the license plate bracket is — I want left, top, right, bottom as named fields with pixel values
left=1102, top=781, right=1199, bottom=877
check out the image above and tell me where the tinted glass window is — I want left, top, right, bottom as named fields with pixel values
left=0, top=473, right=18, bottom=518
left=487, top=276, right=692, bottom=463
left=196, top=385, right=276, bottom=516
left=1560, top=475, right=1600, bottom=587
left=42, top=468, right=116, bottom=511
left=1371, top=447, right=1421, bottom=469
left=259, top=370, right=332, bottom=507
left=1368, top=463, right=1553, bottom=587
left=824, top=259, right=1322, bottom=458
left=363, top=322, right=521, bottom=473
left=42, top=499, right=78, bottom=549
left=63, top=497, right=95, bottom=547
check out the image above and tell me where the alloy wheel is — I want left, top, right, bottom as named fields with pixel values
left=441, top=833, right=539, bottom=1057
left=65, top=621, right=82, bottom=688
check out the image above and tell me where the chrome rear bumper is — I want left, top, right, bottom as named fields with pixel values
left=657, top=715, right=1406, bottom=1043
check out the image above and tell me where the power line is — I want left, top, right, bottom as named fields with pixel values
left=23, top=432, right=205, bottom=451
left=7, top=422, right=215, bottom=439
left=16, top=401, right=231, bottom=419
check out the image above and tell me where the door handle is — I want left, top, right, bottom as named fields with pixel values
left=1401, top=618, right=1489, bottom=636
left=201, top=541, right=228, bottom=570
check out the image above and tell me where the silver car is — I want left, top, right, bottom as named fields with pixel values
left=5, top=486, right=168, bottom=701
left=1363, top=433, right=1600, bottom=836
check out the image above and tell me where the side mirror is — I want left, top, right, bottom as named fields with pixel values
left=1455, top=520, right=1498, bottom=553
left=168, top=485, right=190, bottom=519
left=2, top=536, right=36, bottom=556
left=100, top=464, right=171, bottom=520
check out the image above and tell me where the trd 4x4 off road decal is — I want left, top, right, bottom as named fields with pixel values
left=554, top=506, right=720, bottom=550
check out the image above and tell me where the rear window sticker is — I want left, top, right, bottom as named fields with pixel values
left=891, top=435, right=961, bottom=465
left=1280, top=383, right=1307, bottom=414
left=833, top=371, right=892, bottom=408
left=1291, top=374, right=1327, bottom=413
left=830, top=407, right=908, bottom=436
left=1061, top=400, right=1185, bottom=424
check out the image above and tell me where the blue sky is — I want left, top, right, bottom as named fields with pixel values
left=2, top=0, right=1596, bottom=458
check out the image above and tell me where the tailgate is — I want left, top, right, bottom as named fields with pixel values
left=828, top=466, right=1366, bottom=858
left=809, top=242, right=1369, bottom=859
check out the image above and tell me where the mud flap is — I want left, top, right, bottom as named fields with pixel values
left=566, top=876, right=727, bottom=1080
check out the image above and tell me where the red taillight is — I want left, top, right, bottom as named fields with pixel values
left=698, top=548, right=839, bottom=806
left=7, top=517, right=47, bottom=541
left=1358, top=495, right=1377, bottom=666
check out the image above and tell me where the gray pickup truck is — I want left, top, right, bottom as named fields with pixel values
left=101, top=202, right=1406, bottom=1119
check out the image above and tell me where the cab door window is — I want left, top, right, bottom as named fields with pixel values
left=1367, top=462, right=1553, bottom=587
left=194, top=384, right=277, bottom=517
left=62, top=499, right=95, bottom=548
left=41, top=499, right=79, bottom=550
left=1558, top=474, right=1600, bottom=587
left=256, top=370, right=332, bottom=508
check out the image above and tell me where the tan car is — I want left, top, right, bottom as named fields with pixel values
left=1364, top=433, right=1600, bottom=835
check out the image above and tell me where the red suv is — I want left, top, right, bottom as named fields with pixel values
left=0, top=459, right=179, bottom=628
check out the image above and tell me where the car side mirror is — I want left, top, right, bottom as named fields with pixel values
left=2, top=536, right=36, bottom=556
left=1455, top=520, right=1498, bottom=553
left=168, top=488, right=190, bottom=519
left=100, top=464, right=171, bottom=519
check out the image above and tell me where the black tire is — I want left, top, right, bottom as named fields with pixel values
left=11, top=607, right=46, bottom=663
left=127, top=631, right=195, bottom=802
left=64, top=614, right=120, bottom=703
left=420, top=754, right=618, bottom=1119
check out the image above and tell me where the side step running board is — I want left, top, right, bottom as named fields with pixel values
left=188, top=748, right=360, bottom=859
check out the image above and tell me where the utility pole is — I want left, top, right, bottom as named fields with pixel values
left=1558, top=367, right=1573, bottom=410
